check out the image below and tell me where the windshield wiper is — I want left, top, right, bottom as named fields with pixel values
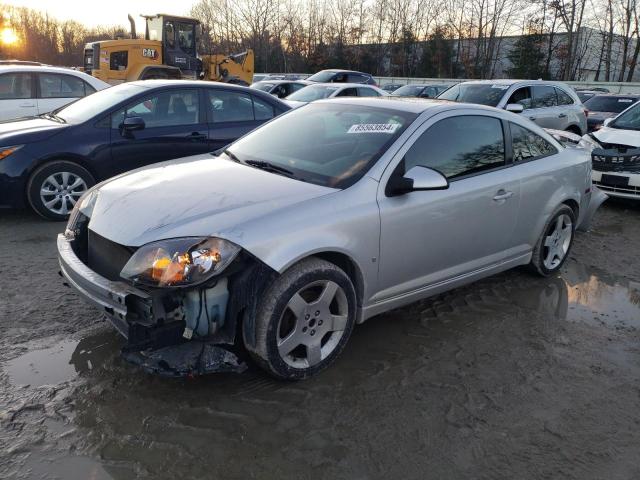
left=39, top=112, right=66, bottom=123
left=216, top=149, right=241, bottom=162
left=245, top=159, right=296, bottom=178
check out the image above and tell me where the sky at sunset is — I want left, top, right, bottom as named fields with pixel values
left=3, top=0, right=193, bottom=32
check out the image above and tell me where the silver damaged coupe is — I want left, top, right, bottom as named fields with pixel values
left=58, top=98, right=606, bottom=379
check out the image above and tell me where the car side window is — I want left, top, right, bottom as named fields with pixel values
left=507, top=87, right=532, bottom=109
left=348, top=73, right=366, bottom=83
left=333, top=73, right=347, bottom=82
left=39, top=73, right=86, bottom=98
left=357, top=87, right=379, bottom=97
left=532, top=85, right=557, bottom=108
left=84, top=82, right=96, bottom=95
left=290, top=83, right=305, bottom=93
left=404, top=115, right=505, bottom=179
left=510, top=122, right=558, bottom=161
left=111, top=89, right=199, bottom=128
left=207, top=90, right=254, bottom=123
left=336, top=87, right=358, bottom=97
left=253, top=95, right=275, bottom=120
left=556, top=88, right=574, bottom=106
left=0, top=72, right=33, bottom=99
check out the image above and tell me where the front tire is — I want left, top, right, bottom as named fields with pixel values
left=247, top=258, right=357, bottom=380
left=27, top=161, right=95, bottom=221
left=530, top=204, right=576, bottom=276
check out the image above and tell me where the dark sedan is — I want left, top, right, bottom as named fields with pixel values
left=250, top=79, right=310, bottom=98
left=0, top=80, right=289, bottom=220
left=392, top=83, right=453, bottom=98
left=583, top=94, right=640, bottom=131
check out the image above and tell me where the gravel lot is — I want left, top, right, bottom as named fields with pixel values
left=1, top=201, right=639, bottom=480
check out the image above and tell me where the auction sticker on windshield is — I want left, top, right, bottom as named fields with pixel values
left=347, top=124, right=400, bottom=134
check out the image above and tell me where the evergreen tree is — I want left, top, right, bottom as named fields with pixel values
left=507, top=33, right=546, bottom=79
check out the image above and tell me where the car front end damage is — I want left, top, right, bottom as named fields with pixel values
left=579, top=131, right=640, bottom=200
left=58, top=205, right=277, bottom=377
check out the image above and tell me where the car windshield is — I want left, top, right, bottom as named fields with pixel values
left=224, top=103, right=417, bottom=189
left=306, top=71, right=337, bottom=82
left=610, top=102, right=640, bottom=130
left=53, top=83, right=146, bottom=123
left=252, top=82, right=275, bottom=92
left=584, top=96, right=638, bottom=113
left=437, top=83, right=508, bottom=106
left=287, top=85, right=340, bottom=102
left=392, top=85, right=426, bottom=96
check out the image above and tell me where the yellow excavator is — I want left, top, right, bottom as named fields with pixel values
left=83, top=14, right=254, bottom=85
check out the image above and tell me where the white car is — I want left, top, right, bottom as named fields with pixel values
left=582, top=101, right=640, bottom=199
left=283, top=83, right=388, bottom=108
left=0, top=65, right=109, bottom=121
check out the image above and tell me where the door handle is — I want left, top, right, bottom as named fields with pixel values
left=493, top=190, right=514, bottom=201
left=188, top=132, right=207, bottom=141
left=20, top=103, right=35, bottom=108
left=528, top=116, right=536, bottom=121
left=558, top=113, right=567, bottom=118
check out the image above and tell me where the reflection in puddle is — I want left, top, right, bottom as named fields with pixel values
left=509, top=260, right=640, bottom=328
left=6, top=331, right=121, bottom=387
left=564, top=265, right=640, bottom=328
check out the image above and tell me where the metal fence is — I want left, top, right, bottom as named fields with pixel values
left=373, top=77, right=640, bottom=94
left=257, top=73, right=640, bottom=93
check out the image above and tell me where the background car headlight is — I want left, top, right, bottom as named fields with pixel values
left=0, top=145, right=23, bottom=161
left=120, top=237, right=241, bottom=287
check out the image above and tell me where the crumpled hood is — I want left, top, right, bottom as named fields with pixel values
left=88, top=154, right=337, bottom=247
left=591, top=126, right=640, bottom=148
left=0, top=117, right=67, bottom=145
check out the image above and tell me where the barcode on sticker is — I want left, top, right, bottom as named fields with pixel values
left=347, top=124, right=400, bottom=134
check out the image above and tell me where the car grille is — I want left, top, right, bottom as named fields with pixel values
left=592, top=146, right=640, bottom=172
left=87, top=230, right=135, bottom=281
left=593, top=180, right=640, bottom=197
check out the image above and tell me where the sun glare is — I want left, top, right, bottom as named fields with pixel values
left=1, top=27, right=19, bottom=46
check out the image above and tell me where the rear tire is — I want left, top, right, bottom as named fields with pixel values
left=529, top=204, right=576, bottom=277
left=27, top=161, right=95, bottom=221
left=246, top=257, right=357, bottom=380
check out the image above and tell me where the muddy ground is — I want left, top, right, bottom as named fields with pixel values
left=0, top=201, right=639, bottom=480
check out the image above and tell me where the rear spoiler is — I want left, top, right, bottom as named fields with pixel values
left=544, top=128, right=583, bottom=147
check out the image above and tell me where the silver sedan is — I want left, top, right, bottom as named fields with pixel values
left=58, top=98, right=605, bottom=380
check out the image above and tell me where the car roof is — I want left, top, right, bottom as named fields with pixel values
left=314, top=96, right=495, bottom=114
left=316, top=69, right=370, bottom=75
left=585, top=93, right=640, bottom=98
left=254, top=79, right=310, bottom=85
left=458, top=79, right=568, bottom=87
left=0, top=64, right=88, bottom=75
left=308, top=82, right=377, bottom=88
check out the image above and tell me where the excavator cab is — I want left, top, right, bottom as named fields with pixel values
left=143, top=14, right=202, bottom=78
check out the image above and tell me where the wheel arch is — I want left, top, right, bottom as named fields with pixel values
left=562, top=198, right=580, bottom=219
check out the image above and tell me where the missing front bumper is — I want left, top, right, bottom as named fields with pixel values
left=58, top=233, right=249, bottom=376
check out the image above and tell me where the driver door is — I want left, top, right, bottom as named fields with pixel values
left=374, top=112, right=521, bottom=302
left=108, top=88, right=208, bottom=177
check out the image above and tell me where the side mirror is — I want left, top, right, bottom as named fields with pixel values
left=120, top=116, right=145, bottom=136
left=506, top=103, right=524, bottom=113
left=386, top=165, right=449, bottom=196
left=603, top=118, right=613, bottom=127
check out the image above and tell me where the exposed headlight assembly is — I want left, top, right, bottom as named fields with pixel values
left=578, top=134, right=601, bottom=153
left=120, top=237, right=241, bottom=288
left=0, top=145, right=23, bottom=161
left=65, top=188, right=99, bottom=239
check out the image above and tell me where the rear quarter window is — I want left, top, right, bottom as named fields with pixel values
left=510, top=122, right=558, bottom=161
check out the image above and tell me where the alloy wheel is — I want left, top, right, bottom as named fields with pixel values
left=276, top=280, right=349, bottom=369
left=542, top=213, right=573, bottom=270
left=39, top=172, right=88, bottom=216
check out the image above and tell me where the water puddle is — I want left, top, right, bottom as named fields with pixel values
left=509, top=261, right=640, bottom=328
left=5, top=331, right=120, bottom=387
